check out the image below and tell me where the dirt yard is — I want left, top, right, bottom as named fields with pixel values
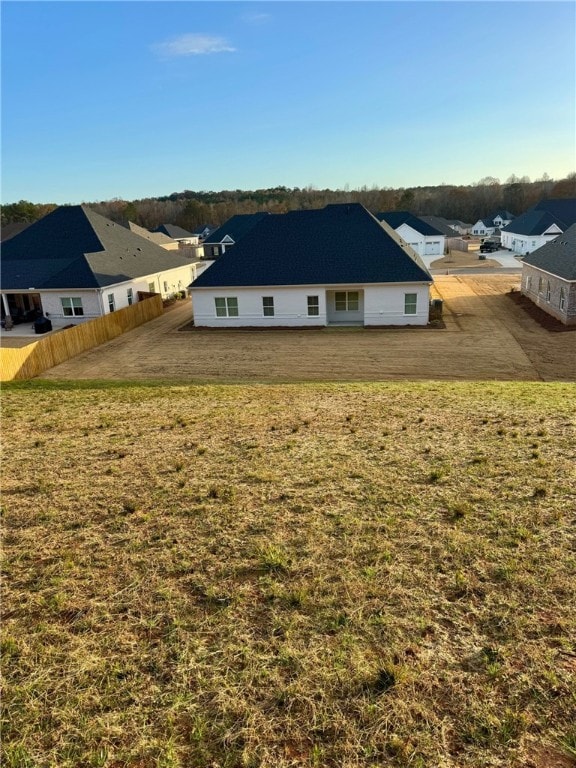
left=36, top=275, right=575, bottom=382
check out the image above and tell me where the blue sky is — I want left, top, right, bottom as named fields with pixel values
left=1, top=1, right=575, bottom=204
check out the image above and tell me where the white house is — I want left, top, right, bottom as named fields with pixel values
left=375, top=211, right=445, bottom=257
left=190, top=204, right=433, bottom=328
left=520, top=224, right=576, bottom=325
left=501, top=198, right=576, bottom=255
left=1, top=205, right=198, bottom=329
left=200, top=212, right=269, bottom=260
left=471, top=210, right=515, bottom=237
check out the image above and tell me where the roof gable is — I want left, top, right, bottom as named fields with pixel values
left=203, top=212, right=269, bottom=245
left=192, top=203, right=432, bottom=289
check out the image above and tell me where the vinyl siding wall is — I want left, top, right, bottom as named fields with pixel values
left=501, top=230, right=562, bottom=254
left=191, top=284, right=430, bottom=327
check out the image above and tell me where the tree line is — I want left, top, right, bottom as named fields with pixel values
left=2, top=174, right=575, bottom=233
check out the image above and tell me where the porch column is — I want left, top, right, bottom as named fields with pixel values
left=1, top=293, right=10, bottom=317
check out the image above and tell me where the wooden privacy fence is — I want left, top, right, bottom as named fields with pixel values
left=0, top=294, right=163, bottom=381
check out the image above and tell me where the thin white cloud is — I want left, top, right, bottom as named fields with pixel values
left=241, top=12, right=271, bottom=25
left=152, top=34, right=236, bottom=58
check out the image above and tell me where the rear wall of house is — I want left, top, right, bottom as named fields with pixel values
left=191, top=284, right=430, bottom=327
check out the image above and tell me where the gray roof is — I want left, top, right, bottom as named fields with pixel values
left=1, top=205, right=192, bottom=290
left=153, top=224, right=195, bottom=239
left=419, top=216, right=460, bottom=237
left=127, top=221, right=175, bottom=246
left=192, top=203, right=432, bottom=289
left=522, top=224, right=576, bottom=280
left=203, top=212, right=270, bottom=245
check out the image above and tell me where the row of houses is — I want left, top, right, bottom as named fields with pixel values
left=1, top=198, right=575, bottom=331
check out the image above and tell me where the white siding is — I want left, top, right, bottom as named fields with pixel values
left=502, top=226, right=563, bottom=255
left=40, top=290, right=102, bottom=320
left=191, top=284, right=431, bottom=327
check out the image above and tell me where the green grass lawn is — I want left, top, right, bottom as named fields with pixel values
left=2, top=380, right=575, bottom=768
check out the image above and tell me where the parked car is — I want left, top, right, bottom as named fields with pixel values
left=480, top=241, right=500, bottom=253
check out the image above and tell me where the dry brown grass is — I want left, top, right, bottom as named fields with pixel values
left=2, top=380, right=575, bottom=768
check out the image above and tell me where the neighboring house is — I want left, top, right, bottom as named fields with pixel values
left=446, top=220, right=472, bottom=235
left=125, top=221, right=179, bottom=250
left=471, top=210, right=515, bottom=237
left=501, top=198, right=576, bottom=255
left=191, top=224, right=216, bottom=241
left=520, top=224, right=576, bottom=325
left=1, top=205, right=197, bottom=326
left=375, top=211, right=445, bottom=257
left=190, top=203, right=433, bottom=328
left=419, top=216, right=467, bottom=253
left=153, top=224, right=198, bottom=245
left=201, top=212, right=270, bottom=260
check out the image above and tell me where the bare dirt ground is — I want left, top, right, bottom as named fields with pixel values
left=430, top=250, right=501, bottom=269
left=37, top=275, right=575, bottom=382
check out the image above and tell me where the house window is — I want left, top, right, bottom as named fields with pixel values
left=307, top=295, right=319, bottom=316
left=546, top=282, right=551, bottom=302
left=526, top=275, right=532, bottom=292
left=262, top=296, right=275, bottom=317
left=404, top=293, right=418, bottom=315
left=127, top=288, right=133, bottom=306
left=214, top=297, right=239, bottom=317
left=335, top=291, right=359, bottom=311
left=148, top=281, right=156, bottom=293
left=163, top=281, right=168, bottom=293
left=212, top=246, right=219, bottom=257
left=108, top=293, right=116, bottom=312
left=61, top=297, right=84, bottom=316
left=559, top=287, right=566, bottom=311
left=538, top=277, right=543, bottom=293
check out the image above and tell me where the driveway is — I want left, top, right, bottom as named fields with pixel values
left=38, top=275, right=575, bottom=383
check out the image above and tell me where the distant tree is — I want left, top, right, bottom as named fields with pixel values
left=551, top=173, right=576, bottom=198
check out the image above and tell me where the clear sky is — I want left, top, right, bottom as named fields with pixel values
left=1, top=0, right=575, bottom=204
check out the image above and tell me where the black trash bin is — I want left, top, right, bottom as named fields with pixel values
left=34, top=316, right=53, bottom=334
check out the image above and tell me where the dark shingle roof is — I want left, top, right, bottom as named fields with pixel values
left=192, top=203, right=432, bottom=289
left=1, top=205, right=192, bottom=290
left=522, top=224, right=576, bottom=280
left=501, top=210, right=565, bottom=236
left=153, top=224, right=195, bottom=239
left=375, top=211, right=443, bottom=236
left=203, top=212, right=270, bottom=245
left=527, top=198, right=576, bottom=227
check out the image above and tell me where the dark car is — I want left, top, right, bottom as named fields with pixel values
left=480, top=241, right=500, bottom=253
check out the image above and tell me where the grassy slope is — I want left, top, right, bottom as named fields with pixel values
left=2, top=380, right=575, bottom=768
